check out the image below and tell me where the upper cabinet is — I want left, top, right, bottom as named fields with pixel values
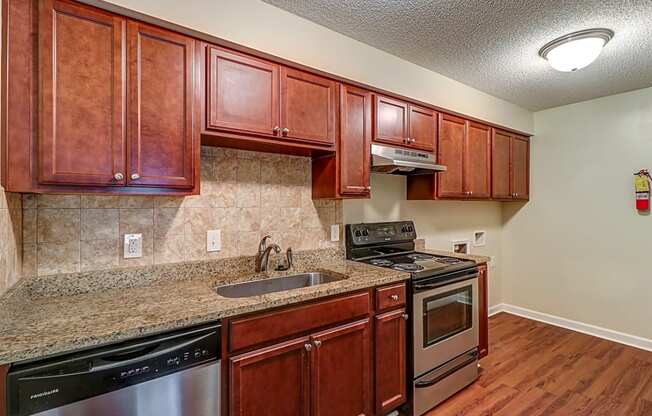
left=464, top=121, right=491, bottom=198
left=373, top=95, right=436, bottom=151
left=206, top=46, right=280, bottom=137
left=127, top=22, right=196, bottom=189
left=437, top=113, right=466, bottom=198
left=38, top=0, right=126, bottom=187
left=3, top=0, right=199, bottom=194
left=492, top=129, right=530, bottom=201
left=204, top=47, right=337, bottom=149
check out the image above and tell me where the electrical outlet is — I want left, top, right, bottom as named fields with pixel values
left=330, top=224, right=340, bottom=242
left=123, top=234, right=142, bottom=259
left=473, top=231, right=486, bottom=247
left=207, top=230, right=221, bottom=252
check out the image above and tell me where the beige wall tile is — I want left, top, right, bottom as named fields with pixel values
left=119, top=209, right=154, bottom=238
left=22, top=209, right=37, bottom=243
left=118, top=196, right=155, bottom=209
left=238, top=208, right=260, bottom=232
left=22, top=194, right=37, bottom=209
left=119, top=234, right=153, bottom=267
left=81, top=209, right=119, bottom=241
left=81, top=239, right=119, bottom=271
left=0, top=255, right=6, bottom=294
left=37, top=195, right=80, bottom=208
left=154, top=208, right=185, bottom=238
left=37, top=209, right=80, bottom=243
left=237, top=231, right=262, bottom=256
left=22, top=243, right=37, bottom=277
left=154, top=234, right=185, bottom=264
left=38, top=241, right=80, bottom=275
left=81, top=195, right=121, bottom=209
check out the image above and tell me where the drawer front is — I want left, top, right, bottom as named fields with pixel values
left=229, top=291, right=371, bottom=352
left=376, top=283, right=407, bottom=312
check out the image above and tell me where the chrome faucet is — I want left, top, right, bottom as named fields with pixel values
left=256, top=235, right=281, bottom=272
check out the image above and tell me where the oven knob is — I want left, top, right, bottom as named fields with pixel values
left=362, top=229, right=369, bottom=236
left=354, top=230, right=362, bottom=237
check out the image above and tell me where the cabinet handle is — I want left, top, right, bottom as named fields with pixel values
left=273, top=126, right=280, bottom=134
left=313, top=340, right=322, bottom=348
left=402, top=313, right=409, bottom=321
left=281, top=127, right=290, bottom=136
left=304, top=343, right=312, bottom=352
left=113, top=173, right=124, bottom=181
left=131, top=173, right=140, bottom=180
left=390, top=294, right=399, bottom=301
left=365, top=186, right=371, bottom=191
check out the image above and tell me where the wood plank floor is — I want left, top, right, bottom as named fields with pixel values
left=424, top=312, right=652, bottom=415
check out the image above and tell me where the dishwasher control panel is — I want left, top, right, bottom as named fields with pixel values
left=7, top=323, right=221, bottom=416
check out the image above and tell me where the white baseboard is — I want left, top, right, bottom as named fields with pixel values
left=489, top=303, right=652, bottom=352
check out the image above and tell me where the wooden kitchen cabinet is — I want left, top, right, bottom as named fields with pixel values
left=491, top=129, right=530, bottom=201
left=38, top=0, right=126, bottom=187
left=229, top=337, right=311, bottom=416
left=437, top=113, right=466, bottom=198
left=127, top=22, right=196, bottom=188
left=312, top=84, right=371, bottom=198
left=375, top=309, right=407, bottom=415
left=206, top=46, right=280, bottom=137
left=408, top=104, right=437, bottom=152
left=464, top=121, right=491, bottom=198
left=374, top=94, right=409, bottom=147
left=2, top=0, right=199, bottom=194
left=311, top=319, right=372, bottom=416
left=478, top=264, right=489, bottom=358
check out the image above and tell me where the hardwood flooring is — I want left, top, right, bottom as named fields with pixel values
left=425, top=312, right=652, bottom=415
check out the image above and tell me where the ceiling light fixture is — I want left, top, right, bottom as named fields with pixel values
left=539, top=28, right=614, bottom=72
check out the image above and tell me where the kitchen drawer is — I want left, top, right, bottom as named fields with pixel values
left=375, top=283, right=407, bottom=312
left=229, top=291, right=371, bottom=352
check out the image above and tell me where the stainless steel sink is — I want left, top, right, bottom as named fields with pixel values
left=216, top=271, right=346, bottom=298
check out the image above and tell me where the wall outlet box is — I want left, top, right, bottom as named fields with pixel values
left=452, top=239, right=471, bottom=254
left=473, top=230, right=486, bottom=247
left=207, top=229, right=221, bottom=252
left=330, top=224, right=340, bottom=242
left=123, top=234, right=143, bottom=259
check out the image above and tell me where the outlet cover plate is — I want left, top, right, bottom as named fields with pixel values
left=124, top=233, right=143, bottom=259
left=330, top=224, right=340, bottom=242
left=207, top=229, right=221, bottom=252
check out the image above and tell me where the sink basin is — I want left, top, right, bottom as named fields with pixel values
left=216, top=272, right=346, bottom=298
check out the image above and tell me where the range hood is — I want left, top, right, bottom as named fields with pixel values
left=371, top=144, right=446, bottom=175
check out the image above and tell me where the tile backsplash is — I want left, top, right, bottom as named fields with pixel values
left=22, top=147, right=342, bottom=277
left=0, top=188, right=22, bottom=293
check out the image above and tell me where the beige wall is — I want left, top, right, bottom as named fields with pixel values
left=101, top=0, right=533, bottom=134
left=22, top=148, right=341, bottom=276
left=502, top=86, right=652, bottom=339
left=0, top=187, right=22, bottom=294
left=344, top=175, right=504, bottom=307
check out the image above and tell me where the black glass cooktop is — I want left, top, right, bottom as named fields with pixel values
left=362, top=252, right=475, bottom=278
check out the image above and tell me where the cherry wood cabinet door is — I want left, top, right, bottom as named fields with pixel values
left=339, top=85, right=372, bottom=196
left=207, top=46, right=280, bottom=136
left=464, top=121, right=491, bottom=198
left=512, top=136, right=530, bottom=200
left=437, top=113, right=466, bottom=198
left=38, top=0, right=126, bottom=186
left=408, top=104, right=436, bottom=152
left=374, top=95, right=409, bottom=147
left=127, top=22, right=195, bottom=188
left=229, top=337, right=311, bottom=416
left=280, top=67, right=337, bottom=146
left=479, top=264, right=489, bottom=358
left=311, top=319, right=372, bottom=416
left=491, top=129, right=512, bottom=199
left=375, top=309, right=407, bottom=415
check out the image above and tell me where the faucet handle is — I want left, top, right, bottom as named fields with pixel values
left=258, top=235, right=271, bottom=253
left=275, top=247, right=294, bottom=271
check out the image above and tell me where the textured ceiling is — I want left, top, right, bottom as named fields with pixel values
left=261, top=0, right=652, bottom=111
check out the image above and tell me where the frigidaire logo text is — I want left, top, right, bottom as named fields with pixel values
left=30, top=389, right=59, bottom=400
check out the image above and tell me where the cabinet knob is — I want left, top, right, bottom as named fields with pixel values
left=281, top=127, right=290, bottom=136
left=304, top=343, right=312, bottom=352
left=313, top=340, right=322, bottom=348
left=131, top=173, right=140, bottom=180
left=390, top=294, right=399, bottom=301
left=273, top=126, right=280, bottom=134
left=402, top=313, right=409, bottom=321
left=365, top=186, right=371, bottom=191
left=113, top=173, right=124, bottom=181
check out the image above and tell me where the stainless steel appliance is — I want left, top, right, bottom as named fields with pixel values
left=345, top=221, right=479, bottom=416
left=371, top=144, right=446, bottom=175
left=7, top=323, right=221, bottom=416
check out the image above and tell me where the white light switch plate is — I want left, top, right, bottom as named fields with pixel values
left=330, top=224, right=340, bottom=242
left=123, top=234, right=143, bottom=258
left=207, top=229, right=221, bottom=252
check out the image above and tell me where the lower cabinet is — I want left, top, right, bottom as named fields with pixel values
left=374, top=308, right=407, bottom=415
left=478, top=264, right=489, bottom=358
left=229, top=319, right=372, bottom=416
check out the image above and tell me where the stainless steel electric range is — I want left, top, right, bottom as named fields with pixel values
left=345, top=221, right=480, bottom=416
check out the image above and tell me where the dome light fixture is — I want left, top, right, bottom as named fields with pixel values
left=539, top=28, right=614, bottom=72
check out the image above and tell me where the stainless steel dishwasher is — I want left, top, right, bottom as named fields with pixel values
left=7, top=323, right=221, bottom=416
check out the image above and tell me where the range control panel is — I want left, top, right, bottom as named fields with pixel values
left=346, top=221, right=417, bottom=246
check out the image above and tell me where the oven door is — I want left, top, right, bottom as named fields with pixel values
left=412, top=268, right=479, bottom=376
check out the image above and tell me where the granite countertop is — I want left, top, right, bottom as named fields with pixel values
left=422, top=249, right=491, bottom=265
left=0, top=249, right=409, bottom=366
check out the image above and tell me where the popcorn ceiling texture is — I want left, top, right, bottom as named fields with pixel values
left=22, top=147, right=342, bottom=277
left=262, top=0, right=652, bottom=111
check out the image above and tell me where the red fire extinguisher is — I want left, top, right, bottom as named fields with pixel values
left=634, top=169, right=650, bottom=211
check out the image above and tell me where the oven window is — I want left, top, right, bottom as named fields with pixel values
left=422, top=286, right=473, bottom=348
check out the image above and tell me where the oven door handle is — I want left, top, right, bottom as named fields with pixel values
left=414, top=349, right=478, bottom=388
left=413, top=271, right=478, bottom=292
